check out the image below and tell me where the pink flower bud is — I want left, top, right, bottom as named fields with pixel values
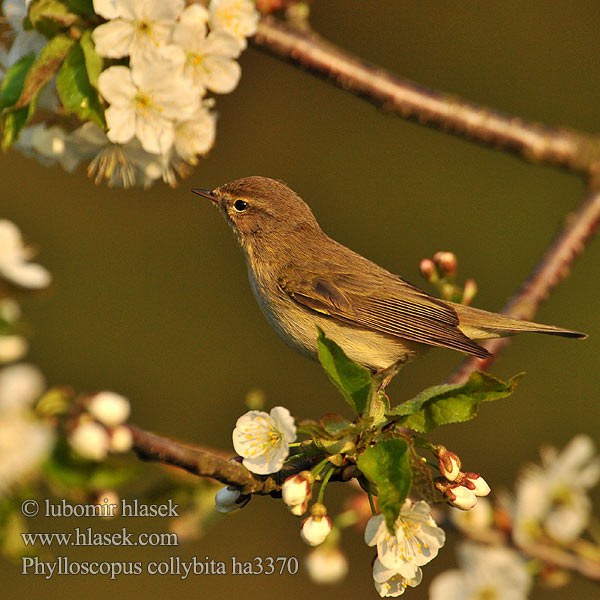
left=433, top=251, right=457, bottom=277
left=463, top=472, right=491, bottom=497
left=301, top=507, right=333, bottom=546
left=282, top=471, right=313, bottom=508
left=438, top=447, right=462, bottom=482
left=445, top=484, right=477, bottom=511
left=419, top=258, right=437, bottom=282
left=462, top=278, right=478, bottom=305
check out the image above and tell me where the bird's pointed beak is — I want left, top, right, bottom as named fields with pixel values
left=191, top=188, right=218, bottom=203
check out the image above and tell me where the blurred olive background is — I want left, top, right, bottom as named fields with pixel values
left=2, top=1, right=599, bottom=598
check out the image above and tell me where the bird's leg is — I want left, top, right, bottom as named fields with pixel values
left=375, top=356, right=408, bottom=394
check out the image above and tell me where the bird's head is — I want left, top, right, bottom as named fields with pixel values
left=192, top=176, right=320, bottom=249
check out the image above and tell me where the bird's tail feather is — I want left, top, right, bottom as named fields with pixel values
left=452, top=303, right=588, bottom=340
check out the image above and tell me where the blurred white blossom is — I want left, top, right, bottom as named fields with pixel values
left=88, top=391, right=131, bottom=427
left=69, top=420, right=110, bottom=461
left=364, top=500, right=445, bottom=580
left=429, top=543, right=531, bottom=600
left=0, top=363, right=53, bottom=496
left=173, top=106, right=217, bottom=166
left=512, top=435, right=600, bottom=545
left=0, top=220, right=52, bottom=289
left=98, top=46, right=200, bottom=154
left=209, top=0, right=259, bottom=49
left=92, top=0, right=184, bottom=60
left=305, top=546, right=348, bottom=585
left=232, top=406, right=296, bottom=474
left=0, top=299, right=27, bottom=364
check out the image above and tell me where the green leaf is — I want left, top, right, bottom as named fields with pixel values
left=0, top=53, right=36, bottom=109
left=320, top=413, right=354, bottom=437
left=29, top=0, right=80, bottom=36
left=15, top=34, right=75, bottom=109
left=64, top=0, right=95, bottom=17
left=357, top=438, right=412, bottom=532
left=387, top=371, right=524, bottom=433
left=79, top=29, right=102, bottom=89
left=316, top=327, right=372, bottom=415
left=56, top=40, right=106, bottom=129
left=2, top=105, right=31, bottom=151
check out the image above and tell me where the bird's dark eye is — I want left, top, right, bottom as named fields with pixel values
left=233, top=199, right=248, bottom=212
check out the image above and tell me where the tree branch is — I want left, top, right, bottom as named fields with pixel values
left=449, top=188, right=600, bottom=383
left=128, top=424, right=320, bottom=496
left=252, top=16, right=600, bottom=179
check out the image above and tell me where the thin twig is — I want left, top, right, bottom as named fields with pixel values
left=449, top=188, right=600, bottom=383
left=252, top=17, right=600, bottom=179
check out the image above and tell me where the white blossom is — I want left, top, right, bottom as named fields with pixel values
left=0, top=363, right=53, bottom=496
left=232, top=406, right=296, bottom=474
left=373, top=560, right=422, bottom=598
left=429, top=543, right=531, bottom=600
left=512, top=435, right=600, bottom=545
left=0, top=220, right=51, bottom=289
left=301, top=514, right=332, bottom=546
left=174, top=106, right=217, bottom=165
left=69, top=123, right=164, bottom=188
left=92, top=0, right=184, bottom=60
left=364, top=500, right=445, bottom=580
left=97, top=46, right=200, bottom=155
left=110, top=425, right=133, bottom=453
left=88, top=391, right=130, bottom=427
left=209, top=0, right=259, bottom=50
left=450, top=497, right=493, bottom=533
left=174, top=5, right=242, bottom=95
left=69, top=421, right=110, bottom=461
left=305, top=546, right=348, bottom=585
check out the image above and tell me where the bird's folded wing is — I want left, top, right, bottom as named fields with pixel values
left=278, top=271, right=491, bottom=358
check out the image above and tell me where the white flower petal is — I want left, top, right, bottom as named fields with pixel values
left=202, top=54, right=241, bottom=94
left=105, top=105, right=136, bottom=144
left=98, top=66, right=137, bottom=106
left=0, top=262, right=51, bottom=289
left=135, top=113, right=174, bottom=154
left=93, top=0, right=122, bottom=20
left=92, top=20, right=136, bottom=59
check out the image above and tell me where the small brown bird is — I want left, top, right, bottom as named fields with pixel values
left=193, top=177, right=586, bottom=382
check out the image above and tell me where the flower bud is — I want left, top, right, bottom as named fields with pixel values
left=305, top=545, right=349, bottom=584
left=69, top=421, right=110, bottom=461
left=437, top=446, right=461, bottom=482
left=88, top=391, right=130, bottom=427
left=462, top=278, right=478, bottom=305
left=437, top=479, right=477, bottom=511
left=301, top=504, right=332, bottom=546
left=215, top=486, right=250, bottom=513
left=445, top=484, right=478, bottom=511
left=419, top=258, right=437, bottom=282
left=289, top=501, right=309, bottom=517
left=463, top=472, right=491, bottom=497
left=282, top=471, right=313, bottom=509
left=109, top=425, right=133, bottom=453
left=433, top=251, right=457, bottom=277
